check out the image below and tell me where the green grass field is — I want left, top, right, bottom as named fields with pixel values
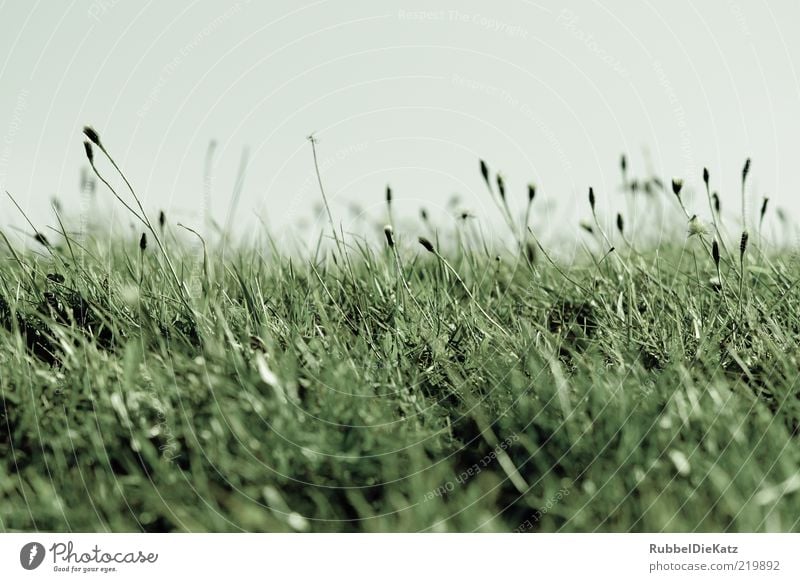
left=1, top=133, right=799, bottom=532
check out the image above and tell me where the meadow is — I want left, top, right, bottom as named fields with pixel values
left=0, top=128, right=799, bottom=532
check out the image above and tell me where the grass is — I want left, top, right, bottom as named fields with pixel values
left=1, top=135, right=799, bottom=532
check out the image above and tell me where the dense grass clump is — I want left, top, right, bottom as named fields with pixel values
left=1, top=133, right=799, bottom=532
left=0, top=230, right=798, bottom=532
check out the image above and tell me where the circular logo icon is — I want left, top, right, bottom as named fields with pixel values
left=20, top=542, right=46, bottom=570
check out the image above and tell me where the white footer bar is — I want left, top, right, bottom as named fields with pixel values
left=1, top=534, right=797, bottom=580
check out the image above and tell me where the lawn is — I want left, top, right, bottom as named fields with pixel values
left=1, top=132, right=798, bottom=532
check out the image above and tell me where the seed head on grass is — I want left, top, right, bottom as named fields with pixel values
left=524, top=183, right=536, bottom=235
left=760, top=197, right=769, bottom=224
left=34, top=232, right=50, bottom=247
left=588, top=187, right=596, bottom=212
left=703, top=167, right=709, bottom=186
left=83, top=141, right=94, bottom=164
left=383, top=224, right=394, bottom=248
left=159, top=210, right=166, bottom=231
left=418, top=236, right=435, bottom=253
left=741, top=158, right=751, bottom=229
left=712, top=239, right=720, bottom=269
left=740, top=231, right=749, bottom=261
left=480, top=159, right=490, bottom=187
left=738, top=231, right=749, bottom=316
left=616, top=213, right=624, bottom=235
left=671, top=178, right=683, bottom=198
left=496, top=174, right=506, bottom=200
left=82, top=126, right=101, bottom=147
left=139, top=232, right=147, bottom=252
left=688, top=215, right=707, bottom=237
left=385, top=185, right=394, bottom=225
left=620, top=154, right=627, bottom=174
left=712, top=192, right=720, bottom=215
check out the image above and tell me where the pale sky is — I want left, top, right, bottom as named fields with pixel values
left=0, top=0, right=798, bottom=251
